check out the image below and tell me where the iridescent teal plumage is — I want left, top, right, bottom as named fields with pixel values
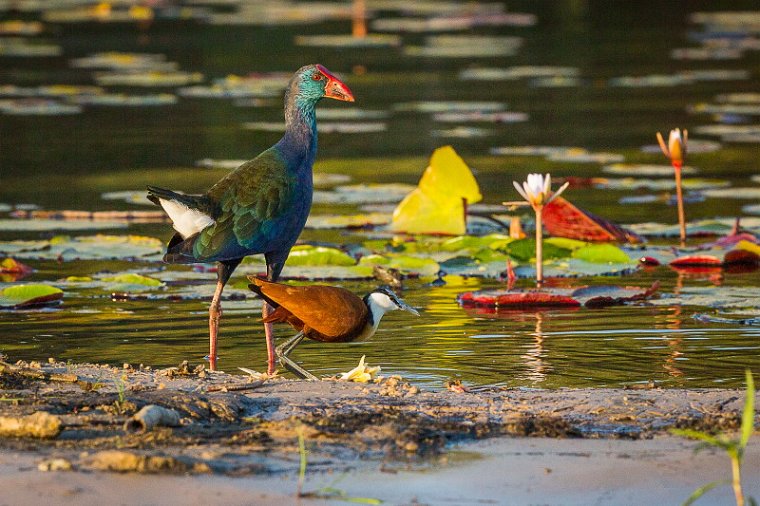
left=146, top=64, right=354, bottom=372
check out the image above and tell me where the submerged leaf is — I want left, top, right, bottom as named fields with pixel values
left=0, top=284, right=63, bottom=308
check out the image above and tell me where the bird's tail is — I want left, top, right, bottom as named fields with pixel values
left=247, top=276, right=281, bottom=310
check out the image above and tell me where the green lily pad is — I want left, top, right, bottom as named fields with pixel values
left=0, top=284, right=63, bottom=308
left=439, top=234, right=513, bottom=253
left=286, top=245, right=356, bottom=266
left=358, top=254, right=440, bottom=276
left=571, top=244, right=632, bottom=264
left=500, top=238, right=572, bottom=262
left=100, top=273, right=164, bottom=292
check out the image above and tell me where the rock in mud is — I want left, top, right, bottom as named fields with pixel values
left=0, top=411, right=62, bottom=439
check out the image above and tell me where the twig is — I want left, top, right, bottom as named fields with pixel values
left=206, top=380, right=266, bottom=392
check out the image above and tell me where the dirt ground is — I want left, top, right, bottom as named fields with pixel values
left=0, top=358, right=758, bottom=505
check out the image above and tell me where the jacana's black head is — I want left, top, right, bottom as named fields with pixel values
left=363, top=286, right=420, bottom=318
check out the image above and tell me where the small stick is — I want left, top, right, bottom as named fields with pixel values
left=206, top=380, right=266, bottom=392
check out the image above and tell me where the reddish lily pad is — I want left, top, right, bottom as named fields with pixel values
left=458, top=282, right=659, bottom=310
left=0, top=258, right=33, bottom=275
left=543, top=197, right=643, bottom=243
left=0, top=284, right=63, bottom=309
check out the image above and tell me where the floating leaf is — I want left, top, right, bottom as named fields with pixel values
left=571, top=244, right=632, bottom=264
left=101, top=273, right=164, bottom=292
left=313, top=184, right=414, bottom=205
left=390, top=146, right=482, bottom=235
left=295, top=34, right=401, bottom=48
left=0, top=258, right=33, bottom=275
left=0, top=284, right=63, bottom=309
left=404, top=35, right=522, bottom=58
left=458, top=282, right=658, bottom=310
left=286, top=245, right=356, bottom=266
left=306, top=212, right=391, bottom=229
left=500, top=238, right=571, bottom=262
left=543, top=197, right=643, bottom=243
left=358, top=254, right=439, bottom=276
left=0, top=219, right=126, bottom=232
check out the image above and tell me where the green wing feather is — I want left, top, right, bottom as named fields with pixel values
left=194, top=148, right=294, bottom=260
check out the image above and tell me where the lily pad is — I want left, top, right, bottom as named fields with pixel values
left=394, top=101, right=505, bottom=113
left=358, top=254, right=440, bottom=276
left=313, top=183, right=415, bottom=205
left=0, top=219, right=126, bottom=231
left=602, top=163, right=698, bottom=176
left=460, top=66, right=580, bottom=81
left=404, top=35, right=523, bottom=58
left=0, top=284, right=63, bottom=309
left=571, top=244, right=632, bottom=264
left=286, top=245, right=356, bottom=266
left=100, top=273, right=164, bottom=292
left=458, top=282, right=659, bottom=310
left=306, top=212, right=391, bottom=229
left=702, top=187, right=760, bottom=199
left=543, top=197, right=643, bottom=243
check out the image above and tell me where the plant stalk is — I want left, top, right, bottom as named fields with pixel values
left=731, top=455, right=744, bottom=506
left=673, top=162, right=686, bottom=247
left=535, top=205, right=543, bottom=286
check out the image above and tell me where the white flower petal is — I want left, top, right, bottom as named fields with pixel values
left=513, top=180, right=530, bottom=201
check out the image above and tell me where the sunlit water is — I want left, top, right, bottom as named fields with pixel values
left=2, top=1, right=760, bottom=389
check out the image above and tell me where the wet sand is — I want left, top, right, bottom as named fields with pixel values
left=0, top=359, right=758, bottom=505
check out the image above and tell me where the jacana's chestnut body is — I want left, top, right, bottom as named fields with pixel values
left=248, top=277, right=419, bottom=379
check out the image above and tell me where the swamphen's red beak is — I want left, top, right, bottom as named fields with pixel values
left=317, top=64, right=355, bottom=102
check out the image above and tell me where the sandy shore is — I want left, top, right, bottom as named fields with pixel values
left=1, top=437, right=758, bottom=505
left=0, top=359, right=758, bottom=505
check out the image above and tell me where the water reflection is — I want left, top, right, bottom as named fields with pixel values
left=519, top=312, right=550, bottom=384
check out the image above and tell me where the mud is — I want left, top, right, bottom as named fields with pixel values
left=0, top=357, right=755, bottom=477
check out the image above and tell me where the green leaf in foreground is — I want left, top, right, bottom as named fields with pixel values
left=681, top=480, right=730, bottom=506
left=740, top=369, right=755, bottom=450
left=0, top=284, right=63, bottom=308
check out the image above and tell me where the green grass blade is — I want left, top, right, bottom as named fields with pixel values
left=297, top=426, right=307, bottom=496
left=682, top=480, right=729, bottom=506
left=741, top=369, right=755, bottom=449
left=671, top=428, right=723, bottom=447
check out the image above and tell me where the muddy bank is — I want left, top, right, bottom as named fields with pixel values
left=0, top=358, right=755, bottom=477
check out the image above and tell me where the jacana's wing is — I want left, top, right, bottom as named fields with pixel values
left=191, top=148, right=297, bottom=262
left=543, top=197, right=643, bottom=243
left=251, top=278, right=368, bottom=340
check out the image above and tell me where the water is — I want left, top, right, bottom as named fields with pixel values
left=2, top=1, right=760, bottom=389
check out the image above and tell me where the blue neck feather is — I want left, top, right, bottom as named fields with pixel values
left=276, top=83, right=319, bottom=173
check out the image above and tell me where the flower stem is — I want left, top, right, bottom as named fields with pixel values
left=535, top=206, right=543, bottom=286
left=673, top=162, right=686, bottom=247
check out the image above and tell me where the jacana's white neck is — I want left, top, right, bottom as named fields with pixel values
left=356, top=293, right=398, bottom=342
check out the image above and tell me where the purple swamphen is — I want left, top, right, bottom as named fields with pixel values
left=147, top=64, right=354, bottom=373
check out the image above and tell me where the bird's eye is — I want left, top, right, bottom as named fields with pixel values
left=312, top=73, right=324, bottom=81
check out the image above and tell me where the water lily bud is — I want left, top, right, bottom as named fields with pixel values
left=656, top=128, right=688, bottom=167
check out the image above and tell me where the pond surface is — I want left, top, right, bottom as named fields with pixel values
left=1, top=0, right=760, bottom=389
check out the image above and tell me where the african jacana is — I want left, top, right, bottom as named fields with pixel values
left=248, top=276, right=420, bottom=380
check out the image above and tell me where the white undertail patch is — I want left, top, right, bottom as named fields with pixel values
left=158, top=199, right=215, bottom=239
